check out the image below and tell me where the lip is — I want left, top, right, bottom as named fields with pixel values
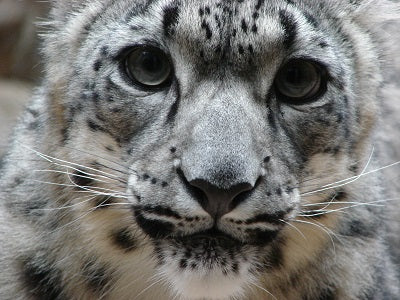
left=173, top=228, right=242, bottom=249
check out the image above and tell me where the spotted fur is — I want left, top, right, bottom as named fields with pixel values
left=0, top=0, right=399, bottom=299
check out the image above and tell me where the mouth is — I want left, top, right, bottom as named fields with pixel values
left=173, top=227, right=243, bottom=250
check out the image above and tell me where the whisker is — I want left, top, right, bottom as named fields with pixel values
left=34, top=169, right=110, bottom=185
left=60, top=143, right=130, bottom=171
left=249, top=282, right=278, bottom=300
left=292, top=219, right=337, bottom=252
left=18, top=143, right=125, bottom=181
left=134, top=277, right=166, bottom=299
left=280, top=219, right=307, bottom=241
left=302, top=153, right=400, bottom=197
left=32, top=179, right=127, bottom=198
left=299, top=198, right=400, bottom=217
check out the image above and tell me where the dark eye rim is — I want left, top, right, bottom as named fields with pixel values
left=274, top=59, right=329, bottom=105
left=120, top=45, right=174, bottom=91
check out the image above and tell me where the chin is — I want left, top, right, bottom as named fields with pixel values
left=161, top=265, right=253, bottom=300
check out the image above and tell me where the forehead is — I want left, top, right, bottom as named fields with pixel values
left=151, top=0, right=325, bottom=63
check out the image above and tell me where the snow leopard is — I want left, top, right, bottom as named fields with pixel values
left=0, top=0, right=399, bottom=299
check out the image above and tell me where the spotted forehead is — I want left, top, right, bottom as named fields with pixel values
left=160, top=0, right=316, bottom=61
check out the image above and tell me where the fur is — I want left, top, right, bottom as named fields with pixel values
left=0, top=0, right=399, bottom=299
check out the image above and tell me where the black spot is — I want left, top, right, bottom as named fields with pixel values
left=310, top=288, right=336, bottom=300
left=349, top=164, right=358, bottom=173
left=100, top=46, right=109, bottom=56
left=264, top=156, right=271, bottom=163
left=112, top=228, right=137, bottom=252
left=255, top=0, right=265, bottom=10
left=72, top=170, right=93, bottom=187
left=83, top=260, right=111, bottom=294
left=87, top=119, right=105, bottom=132
left=28, top=120, right=40, bottom=130
left=163, top=4, right=180, bottom=37
left=246, top=228, right=279, bottom=246
left=12, top=176, right=24, bottom=188
left=140, top=205, right=182, bottom=219
left=134, top=210, right=175, bottom=239
left=264, top=239, right=284, bottom=269
left=246, top=210, right=289, bottom=225
left=23, top=200, right=48, bottom=218
left=248, top=44, right=254, bottom=54
left=340, top=218, right=378, bottom=238
left=319, top=41, right=328, bottom=48
left=161, top=181, right=169, bottom=187
left=334, top=190, right=347, bottom=201
left=251, top=24, right=258, bottom=33
left=20, top=256, right=64, bottom=300
left=170, top=147, right=177, bottom=153
left=231, top=262, right=239, bottom=273
left=253, top=12, right=259, bottom=19
left=190, top=263, right=197, bottom=269
left=180, top=259, right=188, bottom=269
left=205, top=6, right=210, bottom=15
left=167, top=83, right=181, bottom=123
left=92, top=92, right=100, bottom=103
left=238, top=44, right=245, bottom=55
left=285, top=186, right=294, bottom=194
left=268, top=108, right=277, bottom=131
left=303, top=11, right=319, bottom=28
left=199, top=8, right=204, bottom=16
left=201, top=20, right=212, bottom=39
left=276, top=187, right=282, bottom=196
left=279, top=10, right=297, bottom=49
left=151, top=178, right=157, bottom=184
left=93, top=60, right=102, bottom=72
left=241, top=19, right=248, bottom=33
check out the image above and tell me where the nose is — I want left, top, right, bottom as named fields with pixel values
left=185, top=176, right=254, bottom=219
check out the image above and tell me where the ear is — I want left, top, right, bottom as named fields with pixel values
left=49, top=0, right=89, bottom=22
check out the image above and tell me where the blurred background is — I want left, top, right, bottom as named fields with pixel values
left=0, top=1, right=399, bottom=158
left=0, top=0, right=49, bottom=155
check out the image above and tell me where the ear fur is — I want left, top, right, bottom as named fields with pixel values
left=49, top=0, right=89, bottom=22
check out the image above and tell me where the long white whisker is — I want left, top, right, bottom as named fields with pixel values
left=34, top=169, right=110, bottom=185
left=249, top=282, right=278, bottom=300
left=292, top=219, right=337, bottom=252
left=18, top=143, right=124, bottom=180
left=32, top=179, right=127, bottom=198
left=280, top=219, right=307, bottom=241
left=299, top=198, right=400, bottom=217
left=301, top=150, right=399, bottom=197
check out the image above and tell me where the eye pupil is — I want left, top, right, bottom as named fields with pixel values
left=141, top=52, right=161, bottom=72
left=125, top=47, right=172, bottom=88
left=275, top=59, right=325, bottom=103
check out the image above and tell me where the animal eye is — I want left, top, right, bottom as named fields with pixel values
left=274, top=59, right=327, bottom=103
left=124, top=46, right=172, bottom=88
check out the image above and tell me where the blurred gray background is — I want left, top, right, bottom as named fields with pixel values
left=0, top=0, right=49, bottom=155
left=0, top=1, right=399, bottom=158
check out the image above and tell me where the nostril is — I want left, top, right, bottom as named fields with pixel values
left=189, top=178, right=254, bottom=219
left=176, top=168, right=259, bottom=219
left=176, top=168, right=207, bottom=203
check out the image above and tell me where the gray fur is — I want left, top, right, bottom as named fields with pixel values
left=0, top=0, right=399, bottom=299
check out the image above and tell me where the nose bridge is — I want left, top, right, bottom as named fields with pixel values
left=180, top=83, right=260, bottom=190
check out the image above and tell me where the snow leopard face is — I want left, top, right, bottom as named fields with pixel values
left=41, top=0, right=384, bottom=298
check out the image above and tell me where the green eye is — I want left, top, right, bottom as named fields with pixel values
left=275, top=59, right=326, bottom=103
left=125, top=46, right=172, bottom=88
